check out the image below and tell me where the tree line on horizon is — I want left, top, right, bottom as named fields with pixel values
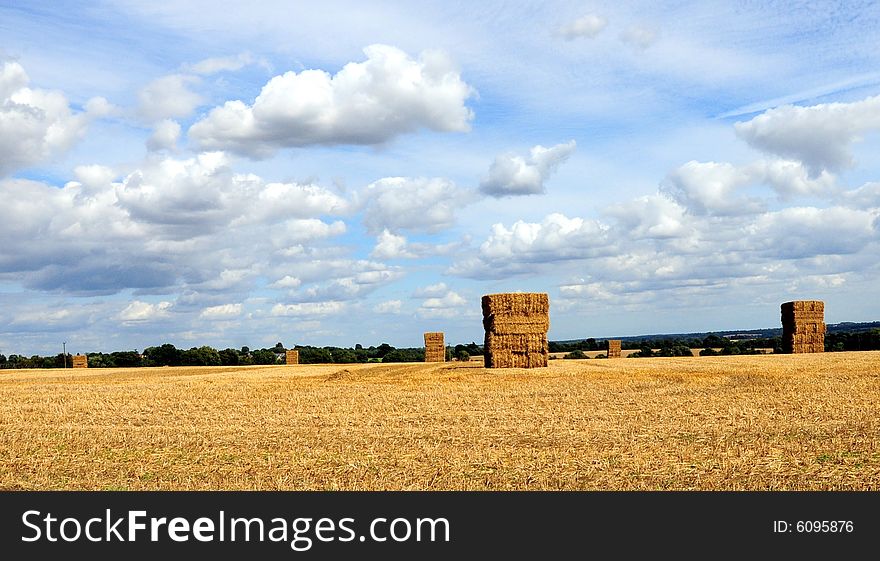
left=1, top=330, right=879, bottom=369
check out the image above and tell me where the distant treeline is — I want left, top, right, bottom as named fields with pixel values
left=2, top=330, right=879, bottom=369
left=0, top=342, right=462, bottom=369
left=550, top=329, right=880, bottom=357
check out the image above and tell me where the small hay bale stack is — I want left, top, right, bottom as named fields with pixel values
left=607, top=339, right=622, bottom=358
left=424, top=332, right=446, bottom=362
left=781, top=300, right=826, bottom=353
left=285, top=349, right=299, bottom=365
left=482, top=293, right=549, bottom=368
left=72, top=354, right=88, bottom=368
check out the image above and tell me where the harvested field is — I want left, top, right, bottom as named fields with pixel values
left=1, top=352, right=879, bottom=490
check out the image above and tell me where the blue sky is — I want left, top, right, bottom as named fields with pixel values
left=3, top=1, right=880, bottom=355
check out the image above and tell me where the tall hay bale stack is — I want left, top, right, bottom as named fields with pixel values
left=607, top=339, right=622, bottom=358
left=71, top=354, right=88, bottom=368
left=482, top=293, right=549, bottom=368
left=424, top=332, right=446, bottom=362
left=285, top=349, right=299, bottom=365
left=781, top=300, right=826, bottom=353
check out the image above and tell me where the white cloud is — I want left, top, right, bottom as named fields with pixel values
left=200, top=303, right=242, bottom=319
left=118, top=300, right=172, bottom=322
left=290, top=268, right=402, bottom=303
left=661, top=160, right=764, bottom=216
left=269, top=275, right=302, bottom=289
left=360, top=176, right=473, bottom=233
left=270, top=301, right=346, bottom=317
left=370, top=229, right=416, bottom=259
left=413, top=282, right=450, bottom=298
left=620, top=26, right=658, bottom=49
left=662, top=159, right=839, bottom=215
left=373, top=300, right=403, bottom=314
left=0, top=60, right=91, bottom=177
left=184, top=52, right=258, bottom=75
left=189, top=44, right=475, bottom=156
left=747, top=159, right=837, bottom=198
left=734, top=94, right=880, bottom=174
left=137, top=74, right=203, bottom=122
left=0, top=152, right=351, bottom=296
left=749, top=206, right=877, bottom=259
left=479, top=140, right=576, bottom=197
left=416, top=289, right=469, bottom=318
left=606, top=194, right=690, bottom=240
left=146, top=119, right=182, bottom=152
left=449, top=213, right=611, bottom=278
left=559, top=15, right=607, bottom=40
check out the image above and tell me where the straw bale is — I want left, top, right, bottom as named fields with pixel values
left=424, top=332, right=446, bottom=362
left=285, top=350, right=299, bottom=365
left=482, top=293, right=549, bottom=316
left=607, top=339, right=622, bottom=358
left=482, top=292, right=549, bottom=368
left=781, top=300, right=825, bottom=353
left=71, top=354, right=88, bottom=368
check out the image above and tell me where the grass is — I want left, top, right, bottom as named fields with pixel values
left=1, top=352, right=879, bottom=490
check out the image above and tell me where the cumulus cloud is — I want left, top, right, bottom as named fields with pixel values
left=199, top=303, right=242, bottom=319
left=137, top=74, right=203, bottom=122
left=293, top=268, right=403, bottom=302
left=413, top=283, right=468, bottom=318
left=559, top=15, right=607, bottom=40
left=605, top=194, right=690, bottom=240
left=370, top=229, right=416, bottom=259
left=749, top=206, right=877, bottom=259
left=0, top=152, right=351, bottom=297
left=118, top=300, right=172, bottom=322
left=662, top=159, right=839, bottom=216
left=146, top=119, right=182, bottom=152
left=661, top=160, right=764, bottom=216
left=188, top=44, right=475, bottom=156
left=734, top=95, right=880, bottom=174
left=269, top=275, right=302, bottom=289
left=0, top=60, right=93, bottom=177
left=360, top=176, right=473, bottom=233
left=748, top=159, right=837, bottom=198
left=449, top=213, right=611, bottom=278
left=479, top=140, right=576, bottom=197
left=413, top=282, right=450, bottom=298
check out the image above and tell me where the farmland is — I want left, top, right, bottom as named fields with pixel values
left=2, top=352, right=879, bottom=490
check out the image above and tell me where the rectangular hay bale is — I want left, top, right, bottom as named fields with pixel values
left=424, top=332, right=446, bottom=362
left=781, top=300, right=826, bottom=354
left=71, top=354, right=88, bottom=368
left=482, top=293, right=549, bottom=369
left=285, top=349, right=299, bottom=365
left=607, top=339, right=622, bottom=358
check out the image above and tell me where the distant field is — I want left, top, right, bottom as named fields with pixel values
left=2, top=352, right=879, bottom=490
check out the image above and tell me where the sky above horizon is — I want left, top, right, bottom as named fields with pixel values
left=3, top=1, right=880, bottom=355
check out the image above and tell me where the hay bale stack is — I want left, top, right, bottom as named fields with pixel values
left=482, top=293, right=549, bottom=368
left=71, top=354, right=88, bottom=368
left=607, top=339, right=622, bottom=358
left=781, top=300, right=826, bottom=353
left=424, top=332, right=446, bottom=362
left=285, top=349, right=299, bottom=365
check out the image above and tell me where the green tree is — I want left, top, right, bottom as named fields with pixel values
left=219, top=348, right=240, bottom=366
left=251, top=349, right=278, bottom=365
left=144, top=344, right=182, bottom=366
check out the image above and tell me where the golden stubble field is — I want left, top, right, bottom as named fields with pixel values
left=2, top=352, right=879, bottom=490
